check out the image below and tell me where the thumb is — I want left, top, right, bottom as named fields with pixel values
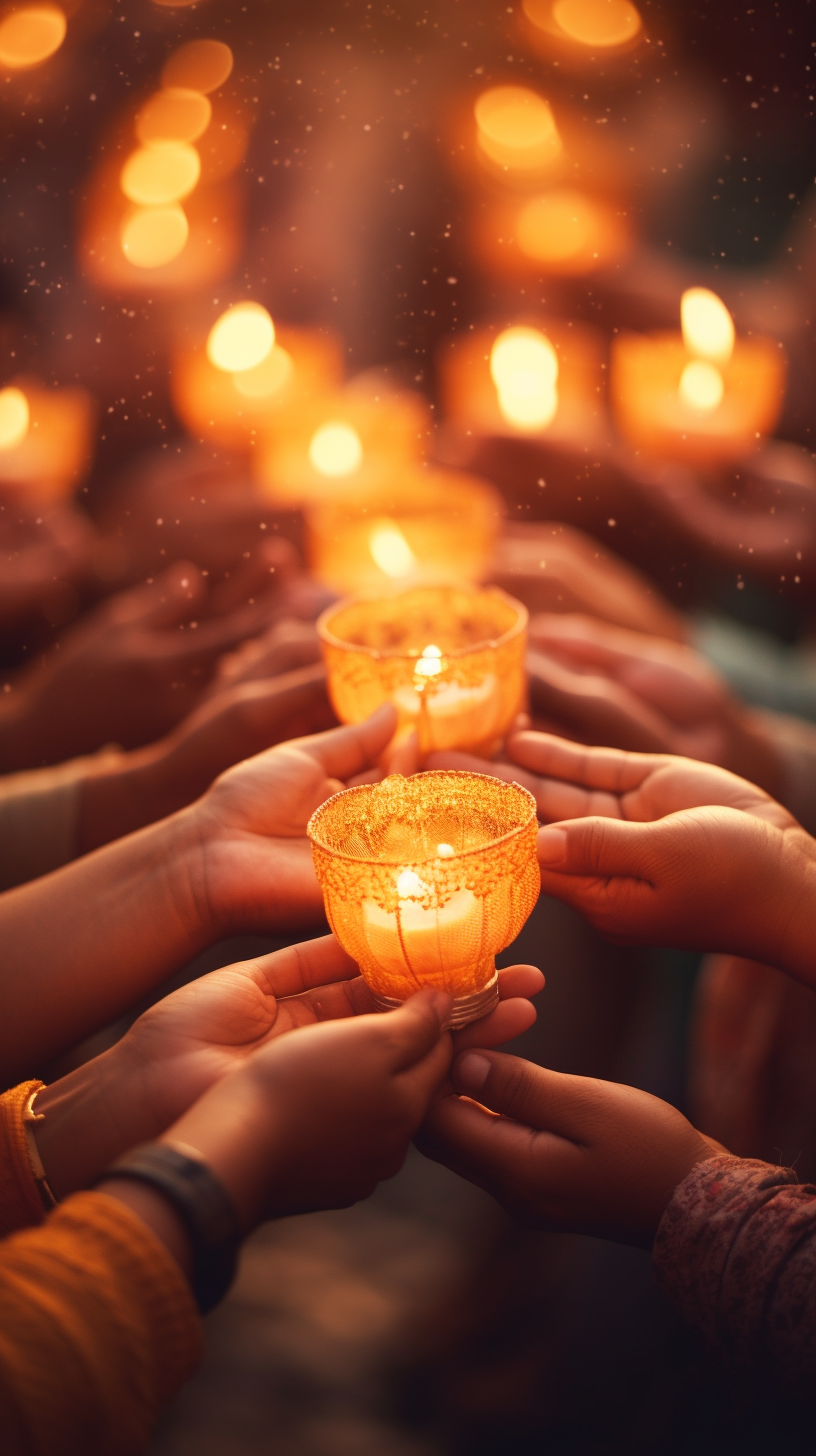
left=299, top=703, right=398, bottom=782
left=383, top=989, right=453, bottom=1072
left=537, top=815, right=657, bottom=880
left=451, top=1049, right=597, bottom=1141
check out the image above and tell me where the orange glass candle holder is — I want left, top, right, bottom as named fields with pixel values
left=308, top=770, right=539, bottom=1026
left=318, top=584, right=528, bottom=756
left=305, top=467, right=503, bottom=595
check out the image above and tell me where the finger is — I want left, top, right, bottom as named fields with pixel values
left=536, top=815, right=656, bottom=878
left=276, top=973, right=374, bottom=1029
left=293, top=704, right=399, bottom=782
left=507, top=731, right=661, bottom=796
left=382, top=727, right=419, bottom=777
left=417, top=1092, right=574, bottom=1195
left=496, top=964, right=545, bottom=1000
left=381, top=988, right=454, bottom=1071
left=527, top=649, right=674, bottom=755
left=452, top=997, right=538, bottom=1051
left=451, top=1049, right=606, bottom=1142
left=247, top=934, right=360, bottom=1001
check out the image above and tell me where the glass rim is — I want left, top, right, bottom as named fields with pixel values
left=307, top=769, right=538, bottom=866
left=316, top=584, right=528, bottom=663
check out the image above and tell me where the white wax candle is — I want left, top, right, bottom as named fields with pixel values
left=362, top=870, right=485, bottom=984
left=392, top=673, right=502, bottom=751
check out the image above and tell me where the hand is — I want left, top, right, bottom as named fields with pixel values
left=0, top=560, right=305, bottom=767
left=35, top=936, right=543, bottom=1199
left=510, top=733, right=816, bottom=981
left=489, top=523, right=685, bottom=640
left=419, top=1048, right=722, bottom=1247
left=524, top=614, right=783, bottom=797
left=79, top=659, right=335, bottom=851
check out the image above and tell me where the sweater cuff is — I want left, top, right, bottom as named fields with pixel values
left=0, top=1081, right=47, bottom=1237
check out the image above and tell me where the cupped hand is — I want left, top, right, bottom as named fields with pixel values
left=418, top=1048, right=722, bottom=1247
left=160, top=989, right=455, bottom=1226
left=524, top=614, right=782, bottom=796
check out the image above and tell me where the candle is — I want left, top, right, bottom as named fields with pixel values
left=308, top=770, right=539, bottom=1025
left=255, top=379, right=431, bottom=505
left=171, top=311, right=343, bottom=451
left=305, top=467, right=502, bottom=594
left=611, top=287, right=786, bottom=462
left=0, top=381, right=94, bottom=498
left=522, top=0, right=644, bottom=54
left=439, top=321, right=606, bottom=445
left=318, top=584, right=527, bottom=756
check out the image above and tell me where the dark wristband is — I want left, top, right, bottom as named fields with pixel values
left=94, top=1141, right=241, bottom=1314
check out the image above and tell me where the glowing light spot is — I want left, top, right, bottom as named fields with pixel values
left=206, top=303, right=275, bottom=373
left=474, top=86, right=562, bottom=173
left=0, top=4, right=66, bottom=70
left=120, top=142, right=200, bottom=206
left=517, top=190, right=596, bottom=263
left=681, top=288, right=735, bottom=364
left=368, top=519, right=418, bottom=579
left=546, top=0, right=642, bottom=47
left=437, top=843, right=456, bottom=858
left=162, top=39, right=233, bottom=95
left=490, top=327, right=559, bottom=431
left=0, top=388, right=29, bottom=450
left=120, top=205, right=189, bottom=268
left=308, top=421, right=364, bottom=477
left=232, top=345, right=293, bottom=400
left=679, top=360, right=725, bottom=413
left=136, top=88, right=212, bottom=145
left=414, top=644, right=444, bottom=679
left=397, top=869, right=430, bottom=899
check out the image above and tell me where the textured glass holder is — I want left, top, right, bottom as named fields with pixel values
left=308, top=770, right=539, bottom=1026
left=318, top=584, right=528, bottom=757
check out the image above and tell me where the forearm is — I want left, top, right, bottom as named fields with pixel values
left=0, top=809, right=212, bottom=1080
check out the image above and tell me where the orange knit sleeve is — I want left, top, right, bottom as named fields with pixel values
left=0, top=1189, right=203, bottom=1456
left=0, top=1081, right=47, bottom=1236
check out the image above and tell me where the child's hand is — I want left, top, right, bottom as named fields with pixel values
left=419, top=1049, right=723, bottom=1247
left=153, top=990, right=456, bottom=1225
left=429, top=733, right=816, bottom=981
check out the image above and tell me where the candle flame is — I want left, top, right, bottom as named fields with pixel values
left=475, top=86, right=562, bottom=173
left=396, top=869, right=430, bottom=900
left=0, top=388, right=29, bottom=450
left=308, top=421, right=364, bottom=477
left=120, top=141, right=201, bottom=207
left=0, top=4, right=66, bottom=70
left=121, top=205, right=189, bottom=268
left=207, top=303, right=275, bottom=374
left=368, top=519, right=418, bottom=579
left=678, top=359, right=724, bottom=413
left=681, top=287, right=735, bottom=365
left=490, top=326, right=559, bottom=430
left=414, top=644, right=444, bottom=679
left=437, top=843, right=456, bottom=858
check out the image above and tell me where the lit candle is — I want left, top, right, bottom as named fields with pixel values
left=171, top=306, right=343, bottom=452
left=439, top=322, right=606, bottom=445
left=255, top=378, right=430, bottom=504
left=0, top=381, right=94, bottom=498
left=611, top=287, right=786, bottom=462
left=305, top=467, right=502, bottom=594
left=308, top=771, right=539, bottom=1025
left=318, top=584, right=527, bottom=756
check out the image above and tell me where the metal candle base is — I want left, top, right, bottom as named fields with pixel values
left=371, top=971, right=500, bottom=1028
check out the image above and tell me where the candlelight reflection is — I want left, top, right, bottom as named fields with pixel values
left=0, top=388, right=30, bottom=451
left=474, top=86, right=562, bottom=176
left=120, top=205, right=189, bottom=269
left=135, top=89, right=212, bottom=146
left=161, top=39, right=234, bottom=93
left=120, top=143, right=201, bottom=208
left=524, top=0, right=642, bottom=47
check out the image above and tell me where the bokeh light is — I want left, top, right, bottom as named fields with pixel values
left=120, top=206, right=189, bottom=268
left=0, top=387, right=30, bottom=450
left=681, top=288, right=736, bottom=365
left=0, top=4, right=66, bottom=70
left=679, top=360, right=725, bottom=413
left=136, top=89, right=212, bottom=146
left=368, top=520, right=418, bottom=579
left=525, top=0, right=642, bottom=48
left=162, top=39, right=234, bottom=95
left=475, top=86, right=562, bottom=173
left=490, top=327, right=559, bottom=430
left=308, top=422, right=364, bottom=477
left=120, top=143, right=201, bottom=207
left=206, top=303, right=275, bottom=373
left=232, top=345, right=293, bottom=400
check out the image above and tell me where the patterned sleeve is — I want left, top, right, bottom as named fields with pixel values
left=653, top=1153, right=816, bottom=1400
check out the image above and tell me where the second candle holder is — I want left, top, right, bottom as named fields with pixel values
left=317, top=583, right=528, bottom=756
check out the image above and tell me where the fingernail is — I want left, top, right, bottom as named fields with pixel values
left=537, top=825, right=568, bottom=864
left=455, top=1051, right=491, bottom=1092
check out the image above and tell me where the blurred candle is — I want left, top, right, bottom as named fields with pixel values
left=440, top=321, right=606, bottom=445
left=474, top=85, right=563, bottom=179
left=0, top=381, right=94, bottom=498
left=612, top=288, right=785, bottom=463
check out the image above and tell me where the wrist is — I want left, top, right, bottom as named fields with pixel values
left=78, top=744, right=178, bottom=853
